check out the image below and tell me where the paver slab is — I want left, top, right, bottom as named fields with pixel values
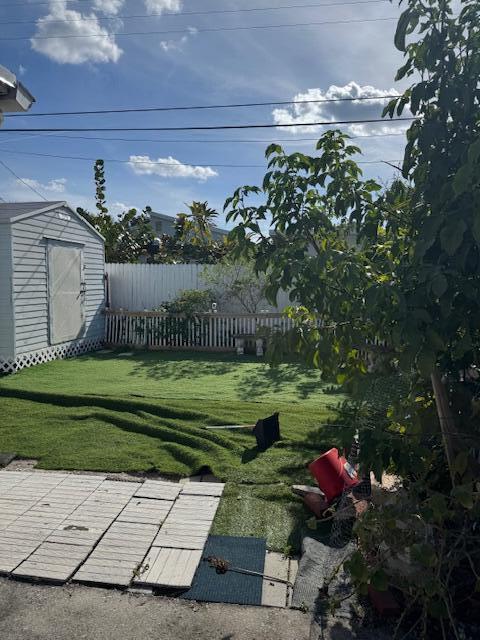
left=13, top=542, right=93, bottom=583
left=117, top=498, right=173, bottom=525
left=74, top=522, right=158, bottom=587
left=134, top=480, right=182, bottom=501
left=151, top=534, right=208, bottom=550
left=134, top=547, right=203, bottom=589
left=180, top=482, right=225, bottom=497
left=261, top=552, right=289, bottom=608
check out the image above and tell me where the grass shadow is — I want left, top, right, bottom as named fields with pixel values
left=0, top=387, right=208, bottom=422
left=125, top=351, right=238, bottom=383
left=235, top=363, right=329, bottom=402
left=241, top=446, right=260, bottom=464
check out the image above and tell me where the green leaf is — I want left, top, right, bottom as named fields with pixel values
left=467, top=138, right=480, bottom=163
left=428, top=494, right=448, bottom=522
left=453, top=332, right=473, bottom=359
left=416, top=347, right=435, bottom=378
left=452, top=483, right=474, bottom=509
left=431, top=274, right=448, bottom=299
left=345, top=551, right=369, bottom=583
left=394, top=9, right=412, bottom=51
left=395, top=60, right=412, bottom=81
left=473, top=214, right=480, bottom=247
left=426, top=328, right=444, bottom=352
left=265, top=143, right=282, bottom=158
left=453, top=451, right=469, bottom=476
left=410, top=543, right=437, bottom=568
left=382, top=98, right=397, bottom=119
left=370, top=569, right=388, bottom=592
left=440, top=220, right=466, bottom=256
left=453, top=164, right=472, bottom=195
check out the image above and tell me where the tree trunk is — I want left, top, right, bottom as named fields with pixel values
left=431, top=370, right=458, bottom=486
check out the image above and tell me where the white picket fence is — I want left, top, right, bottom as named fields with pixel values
left=105, top=310, right=295, bottom=350
left=105, top=263, right=291, bottom=312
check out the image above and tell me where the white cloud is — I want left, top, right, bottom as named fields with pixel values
left=144, top=0, right=182, bottom=14
left=160, top=27, right=197, bottom=52
left=129, top=155, right=218, bottom=181
left=18, top=177, right=67, bottom=193
left=18, top=64, right=27, bottom=76
left=92, top=0, right=125, bottom=15
left=3, top=174, right=93, bottom=212
left=272, top=82, right=407, bottom=136
left=31, top=1, right=122, bottom=65
left=110, top=201, right=139, bottom=216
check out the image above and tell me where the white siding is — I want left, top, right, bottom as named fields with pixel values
left=0, top=225, right=15, bottom=359
left=11, top=206, right=105, bottom=356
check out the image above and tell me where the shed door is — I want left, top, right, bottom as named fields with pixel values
left=47, top=241, right=85, bottom=344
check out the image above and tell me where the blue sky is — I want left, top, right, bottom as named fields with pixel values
left=0, top=0, right=408, bottom=229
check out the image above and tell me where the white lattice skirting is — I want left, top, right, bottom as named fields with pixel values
left=0, top=338, right=104, bottom=375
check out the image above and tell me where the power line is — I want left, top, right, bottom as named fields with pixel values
left=0, top=131, right=407, bottom=144
left=0, top=0, right=390, bottom=26
left=0, top=147, right=401, bottom=168
left=0, top=159, right=47, bottom=200
left=5, top=94, right=401, bottom=119
left=0, top=0, right=93, bottom=5
left=3, top=16, right=397, bottom=42
left=0, top=117, right=413, bottom=133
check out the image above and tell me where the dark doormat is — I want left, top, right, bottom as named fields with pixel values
left=181, top=535, right=266, bottom=606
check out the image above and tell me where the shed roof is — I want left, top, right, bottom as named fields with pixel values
left=0, top=201, right=104, bottom=242
left=0, top=201, right=65, bottom=223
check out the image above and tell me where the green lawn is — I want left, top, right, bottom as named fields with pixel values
left=0, top=350, right=344, bottom=551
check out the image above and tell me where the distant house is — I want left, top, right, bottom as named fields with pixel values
left=149, top=210, right=229, bottom=242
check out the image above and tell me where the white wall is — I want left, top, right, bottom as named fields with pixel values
left=106, top=263, right=292, bottom=312
left=0, top=224, right=15, bottom=360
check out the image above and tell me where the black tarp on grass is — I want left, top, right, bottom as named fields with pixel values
left=181, top=535, right=266, bottom=606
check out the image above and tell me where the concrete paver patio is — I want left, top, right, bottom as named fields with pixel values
left=0, top=469, right=224, bottom=590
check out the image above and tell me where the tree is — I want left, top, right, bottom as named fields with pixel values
left=201, top=259, right=270, bottom=313
left=383, top=0, right=480, bottom=479
left=225, top=0, right=480, bottom=630
left=160, top=289, right=215, bottom=315
left=152, top=201, right=231, bottom=264
left=78, top=160, right=154, bottom=263
left=226, top=131, right=385, bottom=381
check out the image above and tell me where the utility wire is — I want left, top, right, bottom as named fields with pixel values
left=0, top=148, right=401, bottom=168
left=0, top=159, right=47, bottom=200
left=0, top=0, right=94, bottom=5
left=3, top=16, right=397, bottom=41
left=0, top=132, right=407, bottom=144
left=0, top=117, right=413, bottom=132
left=0, top=0, right=388, bottom=8
left=0, top=0, right=390, bottom=26
left=5, top=94, right=401, bottom=119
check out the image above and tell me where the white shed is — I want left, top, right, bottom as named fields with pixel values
left=0, top=201, right=105, bottom=373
